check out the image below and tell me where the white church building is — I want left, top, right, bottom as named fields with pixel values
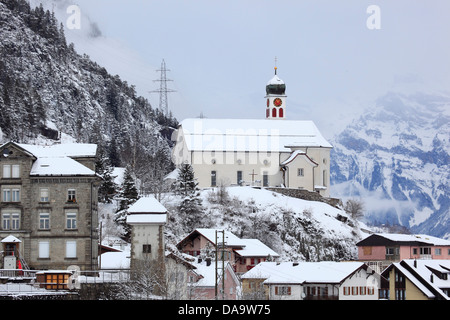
left=172, top=67, right=333, bottom=197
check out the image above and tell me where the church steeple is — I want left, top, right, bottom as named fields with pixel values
left=265, top=63, right=286, bottom=119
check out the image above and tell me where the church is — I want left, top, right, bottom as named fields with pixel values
left=172, top=67, right=333, bottom=197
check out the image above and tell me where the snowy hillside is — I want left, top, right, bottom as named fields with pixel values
left=161, top=186, right=372, bottom=262
left=0, top=0, right=176, bottom=175
left=330, top=92, right=450, bottom=239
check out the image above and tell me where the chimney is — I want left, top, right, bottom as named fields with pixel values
left=414, top=260, right=417, bottom=268
left=430, top=274, right=434, bottom=283
left=293, top=261, right=299, bottom=266
left=206, top=258, right=211, bottom=266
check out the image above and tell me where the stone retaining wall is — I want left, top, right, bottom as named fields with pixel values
left=264, top=187, right=343, bottom=208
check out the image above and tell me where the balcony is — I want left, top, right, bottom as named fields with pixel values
left=304, top=294, right=338, bottom=300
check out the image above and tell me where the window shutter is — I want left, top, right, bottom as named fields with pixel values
left=66, top=241, right=77, bottom=258
left=275, top=286, right=278, bottom=295
left=287, top=286, right=291, bottom=295
left=39, top=241, right=50, bottom=258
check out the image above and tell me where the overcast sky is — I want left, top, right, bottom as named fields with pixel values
left=41, top=0, right=450, bottom=138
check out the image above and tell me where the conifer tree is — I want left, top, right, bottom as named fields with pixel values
left=176, top=163, right=203, bottom=231
left=96, top=154, right=117, bottom=204
left=114, top=166, right=139, bottom=241
left=176, top=163, right=198, bottom=196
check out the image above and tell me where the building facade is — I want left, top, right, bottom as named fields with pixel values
left=381, top=259, right=450, bottom=300
left=0, top=142, right=100, bottom=271
left=126, top=196, right=167, bottom=269
left=356, top=233, right=450, bottom=273
left=176, top=228, right=279, bottom=275
left=171, top=69, right=333, bottom=197
left=241, top=261, right=381, bottom=300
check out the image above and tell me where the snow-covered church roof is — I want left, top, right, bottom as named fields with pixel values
left=177, top=118, right=333, bottom=152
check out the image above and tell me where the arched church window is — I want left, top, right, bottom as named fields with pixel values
left=279, top=108, right=284, bottom=118
left=272, top=108, right=277, bottom=118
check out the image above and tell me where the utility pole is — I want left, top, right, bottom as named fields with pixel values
left=215, top=230, right=225, bottom=300
left=151, top=59, right=176, bottom=116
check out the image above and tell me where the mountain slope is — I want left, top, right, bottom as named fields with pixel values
left=0, top=0, right=176, bottom=176
left=330, top=91, right=450, bottom=239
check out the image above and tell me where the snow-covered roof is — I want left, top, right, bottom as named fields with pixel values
left=192, top=228, right=247, bottom=247
left=241, top=261, right=365, bottom=284
left=127, top=196, right=168, bottom=214
left=234, top=239, right=279, bottom=258
left=179, top=228, right=279, bottom=257
left=17, top=143, right=97, bottom=158
left=99, top=251, right=130, bottom=269
left=30, top=157, right=95, bottom=176
left=1, top=235, right=21, bottom=243
left=1, top=142, right=98, bottom=177
left=164, top=168, right=179, bottom=181
left=360, top=233, right=450, bottom=246
left=386, top=260, right=450, bottom=300
left=178, top=118, right=333, bottom=152
left=267, top=74, right=284, bottom=86
left=280, top=149, right=318, bottom=166
left=126, top=214, right=167, bottom=224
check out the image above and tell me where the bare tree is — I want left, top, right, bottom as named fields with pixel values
left=344, top=199, right=365, bottom=220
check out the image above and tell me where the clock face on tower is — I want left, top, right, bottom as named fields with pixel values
left=273, top=98, right=282, bottom=107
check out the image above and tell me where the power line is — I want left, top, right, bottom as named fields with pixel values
left=151, top=59, right=176, bottom=116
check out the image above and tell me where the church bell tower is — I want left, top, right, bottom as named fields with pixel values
left=265, top=65, right=286, bottom=119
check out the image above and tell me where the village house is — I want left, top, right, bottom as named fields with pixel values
left=0, top=141, right=100, bottom=271
left=381, top=259, right=450, bottom=300
left=356, top=233, right=450, bottom=273
left=186, top=257, right=241, bottom=300
left=176, top=228, right=279, bottom=274
left=171, top=68, right=333, bottom=197
left=241, top=261, right=381, bottom=300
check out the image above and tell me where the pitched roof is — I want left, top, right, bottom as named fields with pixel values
left=30, top=156, right=95, bottom=176
left=356, top=233, right=450, bottom=246
left=126, top=196, right=168, bottom=224
left=17, top=143, right=97, bottom=158
left=177, top=228, right=280, bottom=257
left=178, top=118, right=333, bottom=152
left=127, top=196, right=167, bottom=214
left=234, top=239, right=280, bottom=258
left=383, top=259, right=450, bottom=300
left=1, top=142, right=97, bottom=177
left=241, top=261, right=366, bottom=284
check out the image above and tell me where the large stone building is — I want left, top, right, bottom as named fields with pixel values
left=0, top=141, right=100, bottom=271
left=172, top=68, right=333, bottom=197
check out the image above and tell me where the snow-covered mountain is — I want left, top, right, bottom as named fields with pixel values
left=330, top=91, right=450, bottom=239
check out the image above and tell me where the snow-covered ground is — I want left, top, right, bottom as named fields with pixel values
left=161, top=186, right=371, bottom=262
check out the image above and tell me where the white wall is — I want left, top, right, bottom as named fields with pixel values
left=339, top=268, right=380, bottom=300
